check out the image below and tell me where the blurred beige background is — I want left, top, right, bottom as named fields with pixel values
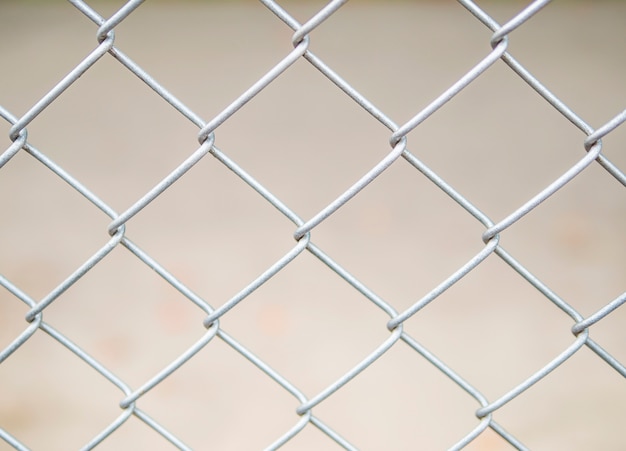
left=0, top=1, right=625, bottom=450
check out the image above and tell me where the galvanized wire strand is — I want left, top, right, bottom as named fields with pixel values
left=475, top=330, right=589, bottom=419
left=306, top=242, right=399, bottom=318
left=257, top=1, right=398, bottom=133
left=489, top=246, right=626, bottom=383
left=259, top=0, right=303, bottom=31
left=488, top=422, right=530, bottom=451
left=387, top=237, right=500, bottom=330
left=24, top=228, right=125, bottom=322
left=69, top=0, right=110, bottom=25
left=39, top=323, right=137, bottom=449
left=80, top=407, right=134, bottom=451
left=8, top=34, right=115, bottom=141
left=264, top=414, right=312, bottom=451
left=501, top=50, right=626, bottom=186
left=295, top=326, right=404, bottom=415
left=217, top=329, right=309, bottom=406
left=482, top=140, right=603, bottom=242
left=572, top=291, right=626, bottom=336
left=309, top=416, right=359, bottom=451
left=197, top=37, right=310, bottom=139
left=293, top=137, right=408, bottom=240
left=133, top=409, right=193, bottom=451
left=0, top=429, right=28, bottom=451
left=584, top=339, right=626, bottom=378
left=121, top=238, right=213, bottom=314
left=302, top=51, right=398, bottom=131
left=1, top=109, right=119, bottom=220
left=107, top=135, right=216, bottom=235
left=400, top=334, right=489, bottom=412
left=216, top=330, right=321, bottom=450
left=388, top=38, right=508, bottom=147
left=118, top=321, right=220, bottom=409
left=202, top=235, right=311, bottom=328
left=209, top=145, right=305, bottom=227
left=449, top=417, right=492, bottom=451
left=398, top=333, right=534, bottom=450
left=458, top=0, right=593, bottom=133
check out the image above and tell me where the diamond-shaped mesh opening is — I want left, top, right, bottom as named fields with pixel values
left=313, top=342, right=482, bottom=450
left=0, top=3, right=96, bottom=114
left=500, top=161, right=626, bottom=314
left=491, top=347, right=626, bottom=450
left=41, top=247, right=206, bottom=383
left=402, top=254, right=575, bottom=397
left=116, top=1, right=296, bottom=117
left=222, top=251, right=392, bottom=393
left=0, top=331, right=123, bottom=450
left=309, top=159, right=486, bottom=311
left=121, top=153, right=299, bottom=303
left=0, top=149, right=112, bottom=297
left=400, top=61, right=587, bottom=220
left=306, top=1, right=491, bottom=121
left=133, top=338, right=300, bottom=450
left=492, top=1, right=626, bottom=125
left=17, top=56, right=202, bottom=212
left=211, top=56, right=393, bottom=219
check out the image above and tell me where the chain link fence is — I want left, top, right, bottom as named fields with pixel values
left=1, top=0, right=625, bottom=449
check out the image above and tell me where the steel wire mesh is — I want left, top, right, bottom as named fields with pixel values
left=0, top=0, right=625, bottom=450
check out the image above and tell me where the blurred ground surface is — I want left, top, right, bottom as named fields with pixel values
left=0, top=1, right=625, bottom=450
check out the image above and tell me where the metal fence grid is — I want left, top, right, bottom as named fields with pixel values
left=1, top=0, right=625, bottom=449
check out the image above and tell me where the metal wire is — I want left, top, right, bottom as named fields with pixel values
left=1, top=1, right=624, bottom=449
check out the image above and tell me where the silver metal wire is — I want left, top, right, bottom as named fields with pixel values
left=1, top=1, right=624, bottom=449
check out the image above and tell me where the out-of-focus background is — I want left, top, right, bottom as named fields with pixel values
left=0, top=1, right=625, bottom=450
